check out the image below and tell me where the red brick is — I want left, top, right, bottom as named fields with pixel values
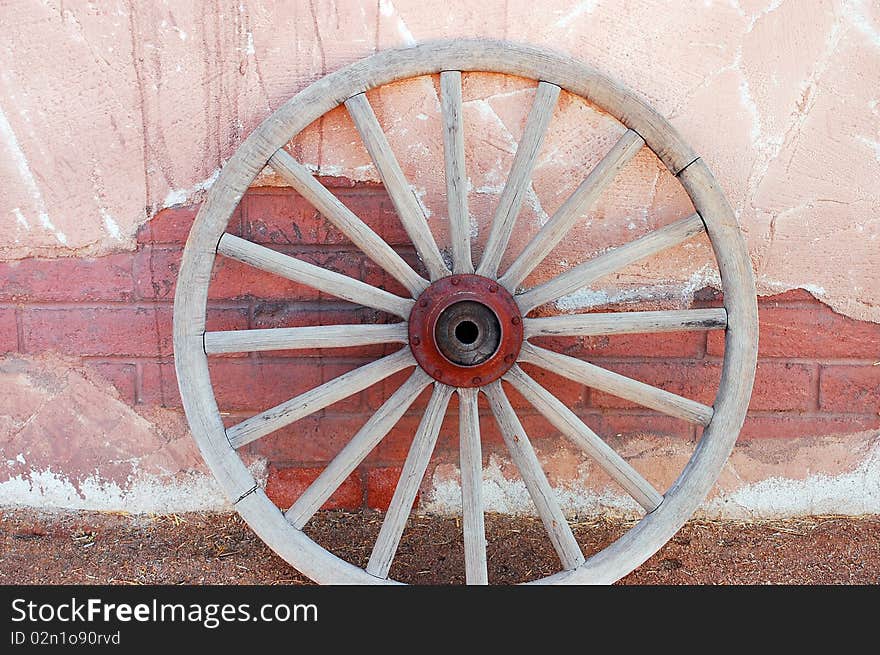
left=265, top=465, right=362, bottom=510
left=365, top=368, right=433, bottom=412
left=142, top=358, right=326, bottom=411
left=245, top=187, right=410, bottom=247
left=819, top=365, right=880, bottom=413
left=739, top=413, right=880, bottom=440
left=366, top=466, right=407, bottom=511
left=0, top=253, right=134, bottom=302
left=751, top=361, right=817, bottom=411
left=133, top=247, right=180, bottom=300
left=87, top=361, right=137, bottom=405
left=247, top=413, right=365, bottom=463
left=595, top=412, right=694, bottom=440
left=708, top=303, right=880, bottom=359
left=21, top=305, right=247, bottom=359
left=589, top=361, right=721, bottom=408
left=137, top=205, right=243, bottom=245
left=1, top=309, right=17, bottom=352
left=22, top=306, right=173, bottom=357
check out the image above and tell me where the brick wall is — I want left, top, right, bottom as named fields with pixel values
left=3, top=181, right=879, bottom=512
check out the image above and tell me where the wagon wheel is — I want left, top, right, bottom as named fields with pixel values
left=173, top=40, right=758, bottom=584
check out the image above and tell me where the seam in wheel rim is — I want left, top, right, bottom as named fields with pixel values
left=172, top=39, right=758, bottom=585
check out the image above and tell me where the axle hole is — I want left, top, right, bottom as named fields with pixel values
left=454, top=320, right=479, bottom=345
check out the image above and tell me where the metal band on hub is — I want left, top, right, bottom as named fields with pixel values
left=408, top=274, right=523, bottom=387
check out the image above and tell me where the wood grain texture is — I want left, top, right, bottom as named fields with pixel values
left=268, top=149, right=428, bottom=296
left=366, top=383, right=454, bottom=579
left=285, top=368, right=433, bottom=529
left=477, top=82, right=560, bottom=277
left=345, top=93, right=450, bottom=281
left=458, top=387, right=488, bottom=585
left=440, top=71, right=474, bottom=274
left=204, top=323, right=408, bottom=354
left=519, top=342, right=713, bottom=426
left=524, top=308, right=727, bottom=339
left=504, top=365, right=663, bottom=512
left=499, top=129, right=644, bottom=291
left=226, top=348, right=415, bottom=448
left=517, top=213, right=706, bottom=313
left=218, top=233, right=413, bottom=319
left=483, top=382, right=585, bottom=570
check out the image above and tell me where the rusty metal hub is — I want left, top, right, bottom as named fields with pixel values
left=408, top=274, right=523, bottom=387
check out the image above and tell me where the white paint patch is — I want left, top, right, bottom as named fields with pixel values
left=12, top=207, right=29, bottom=230
left=555, top=0, right=598, bottom=28
left=738, top=75, right=762, bottom=143
left=705, top=441, right=880, bottom=518
left=162, top=167, right=221, bottom=208
left=0, top=104, right=66, bottom=245
left=0, top=460, right=268, bottom=514
left=421, top=456, right=641, bottom=518
left=422, top=438, right=880, bottom=519
left=98, top=206, right=122, bottom=240
left=245, top=31, right=255, bottom=56
left=379, top=0, right=417, bottom=46
left=857, top=135, right=880, bottom=163
left=554, top=265, right=720, bottom=312
left=843, top=0, right=880, bottom=48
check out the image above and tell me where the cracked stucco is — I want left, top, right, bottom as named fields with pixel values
left=0, top=0, right=877, bottom=320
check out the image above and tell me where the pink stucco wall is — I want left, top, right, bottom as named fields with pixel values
left=0, top=0, right=878, bottom=514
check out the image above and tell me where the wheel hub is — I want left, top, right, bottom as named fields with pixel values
left=408, top=274, right=523, bottom=387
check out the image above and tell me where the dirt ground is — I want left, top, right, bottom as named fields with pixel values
left=1, top=508, right=877, bottom=585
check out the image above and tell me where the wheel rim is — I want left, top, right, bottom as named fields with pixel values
left=173, top=39, right=758, bottom=584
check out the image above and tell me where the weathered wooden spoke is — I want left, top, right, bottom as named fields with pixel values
left=524, top=308, right=727, bottom=339
left=268, top=149, right=429, bottom=296
left=441, top=71, right=474, bottom=274
left=499, top=130, right=644, bottom=291
left=519, top=342, right=714, bottom=426
left=345, top=93, right=450, bottom=281
left=477, top=82, right=560, bottom=278
left=517, top=213, right=706, bottom=313
left=367, top=383, right=454, bottom=579
left=226, top=348, right=415, bottom=448
left=458, top=387, right=488, bottom=584
left=204, top=323, right=408, bottom=355
left=218, top=233, right=413, bottom=318
left=483, top=382, right=585, bottom=570
left=173, top=41, right=758, bottom=586
left=285, top=368, right=432, bottom=529
left=504, top=365, right=663, bottom=512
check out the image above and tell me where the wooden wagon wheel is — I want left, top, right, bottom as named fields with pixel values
left=173, top=40, right=758, bottom=584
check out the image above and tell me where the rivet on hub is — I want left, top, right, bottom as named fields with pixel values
left=511, top=316, right=521, bottom=325
left=412, top=336, right=421, bottom=346
left=471, top=376, right=482, bottom=385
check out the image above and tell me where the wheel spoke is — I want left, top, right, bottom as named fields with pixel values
left=217, top=233, right=413, bottom=319
left=483, top=382, right=585, bottom=570
left=345, top=93, right=451, bottom=280
left=204, top=323, right=408, bottom=355
left=226, top=348, right=415, bottom=448
left=504, top=365, right=663, bottom=512
left=366, top=383, right=454, bottom=579
left=499, top=129, right=644, bottom=290
left=524, top=308, right=727, bottom=339
left=440, top=71, right=474, bottom=274
left=268, top=149, right=429, bottom=296
left=458, top=387, right=488, bottom=584
left=519, top=342, right=713, bottom=426
left=517, top=213, right=706, bottom=313
left=285, top=368, right=433, bottom=528
left=477, top=81, right=560, bottom=278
